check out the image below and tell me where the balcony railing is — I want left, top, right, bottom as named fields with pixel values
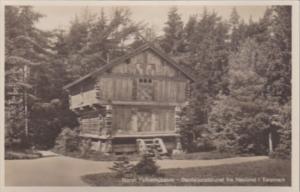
left=70, top=89, right=100, bottom=110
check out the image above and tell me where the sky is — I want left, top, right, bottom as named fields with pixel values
left=33, top=5, right=268, bottom=34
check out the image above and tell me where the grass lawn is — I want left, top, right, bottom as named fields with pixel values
left=82, top=159, right=291, bottom=186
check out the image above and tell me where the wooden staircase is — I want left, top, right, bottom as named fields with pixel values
left=136, top=138, right=168, bottom=157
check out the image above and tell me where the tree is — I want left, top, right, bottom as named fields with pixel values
left=5, top=6, right=79, bottom=149
left=209, top=38, right=270, bottom=154
left=229, top=7, right=243, bottom=52
left=179, top=10, right=230, bottom=152
left=184, top=15, right=198, bottom=52
left=5, top=6, right=47, bottom=148
left=262, top=6, right=291, bottom=104
left=65, top=7, right=141, bottom=79
left=161, top=7, right=184, bottom=55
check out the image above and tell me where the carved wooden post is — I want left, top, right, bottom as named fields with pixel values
left=175, top=106, right=181, bottom=133
left=104, top=105, right=112, bottom=135
left=77, top=117, right=82, bottom=134
left=103, top=105, right=113, bottom=153
left=174, top=106, right=183, bottom=152
left=95, top=81, right=102, bottom=100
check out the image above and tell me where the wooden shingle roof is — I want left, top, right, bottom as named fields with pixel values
left=63, top=43, right=197, bottom=90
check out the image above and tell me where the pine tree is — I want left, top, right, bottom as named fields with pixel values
left=161, top=7, right=184, bottom=55
left=65, top=7, right=141, bottom=79
left=184, top=15, right=197, bottom=52
left=5, top=6, right=78, bottom=149
left=179, top=10, right=230, bottom=152
left=5, top=6, right=48, bottom=148
left=229, top=7, right=241, bottom=52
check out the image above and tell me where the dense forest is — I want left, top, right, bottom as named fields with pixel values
left=5, top=6, right=291, bottom=158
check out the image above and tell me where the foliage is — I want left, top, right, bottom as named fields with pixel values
left=161, top=7, right=184, bottom=55
left=208, top=38, right=275, bottom=154
left=272, top=102, right=291, bottom=159
left=5, top=6, right=46, bottom=149
left=133, top=154, right=160, bottom=176
left=64, top=7, right=142, bottom=79
left=208, top=6, right=292, bottom=156
left=178, top=9, right=230, bottom=152
left=5, top=6, right=79, bottom=150
left=53, top=127, right=80, bottom=153
left=109, top=156, right=135, bottom=178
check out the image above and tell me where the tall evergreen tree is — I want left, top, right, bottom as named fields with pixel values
left=5, top=6, right=78, bottom=149
left=179, top=10, right=230, bottom=152
left=65, top=7, right=141, bottom=79
left=161, top=7, right=184, bottom=55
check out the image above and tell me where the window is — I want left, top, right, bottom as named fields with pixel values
left=139, top=78, right=152, bottom=83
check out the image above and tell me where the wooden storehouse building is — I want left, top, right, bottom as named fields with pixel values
left=63, top=43, right=195, bottom=155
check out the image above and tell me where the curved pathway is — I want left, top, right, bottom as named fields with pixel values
left=5, top=154, right=268, bottom=186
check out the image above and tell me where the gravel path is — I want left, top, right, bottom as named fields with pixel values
left=5, top=154, right=268, bottom=186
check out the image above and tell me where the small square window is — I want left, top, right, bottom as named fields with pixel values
left=138, top=78, right=152, bottom=84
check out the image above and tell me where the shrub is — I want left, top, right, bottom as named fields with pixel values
left=109, top=156, right=134, bottom=178
left=53, top=127, right=80, bottom=154
left=133, top=154, right=160, bottom=176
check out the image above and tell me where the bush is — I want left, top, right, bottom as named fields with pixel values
left=53, top=127, right=80, bottom=154
left=133, top=154, right=160, bottom=176
left=109, top=156, right=134, bottom=178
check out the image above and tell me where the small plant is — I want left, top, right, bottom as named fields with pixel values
left=110, top=156, right=134, bottom=178
left=133, top=154, right=160, bottom=176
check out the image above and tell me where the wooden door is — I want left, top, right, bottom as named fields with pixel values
left=137, top=110, right=152, bottom=132
left=136, top=78, right=154, bottom=101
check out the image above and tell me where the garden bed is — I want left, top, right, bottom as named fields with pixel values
left=82, top=159, right=291, bottom=186
left=5, top=150, right=42, bottom=160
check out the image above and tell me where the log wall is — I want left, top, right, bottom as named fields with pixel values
left=112, top=105, right=175, bottom=134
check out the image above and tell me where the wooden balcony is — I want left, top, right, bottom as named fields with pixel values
left=69, top=90, right=100, bottom=110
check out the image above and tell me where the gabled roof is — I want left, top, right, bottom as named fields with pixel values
left=63, top=43, right=197, bottom=90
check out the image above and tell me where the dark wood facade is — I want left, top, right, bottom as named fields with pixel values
left=64, top=43, right=194, bottom=154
